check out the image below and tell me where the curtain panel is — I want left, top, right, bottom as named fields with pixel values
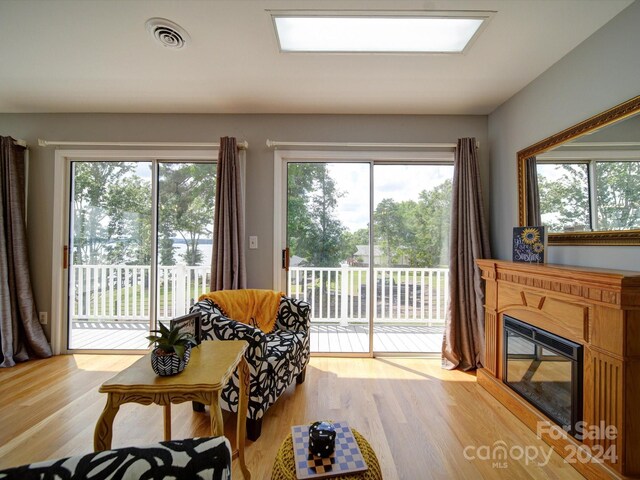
left=0, top=136, right=52, bottom=367
left=442, top=137, right=491, bottom=371
left=525, top=156, right=542, bottom=226
left=210, top=136, right=247, bottom=291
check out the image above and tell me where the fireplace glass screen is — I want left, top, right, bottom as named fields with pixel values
left=504, top=316, right=583, bottom=436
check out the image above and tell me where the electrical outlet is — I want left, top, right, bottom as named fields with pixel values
left=39, top=312, right=48, bottom=325
left=249, top=236, right=258, bottom=249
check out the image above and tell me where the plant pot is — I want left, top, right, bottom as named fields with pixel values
left=150, top=344, right=191, bottom=376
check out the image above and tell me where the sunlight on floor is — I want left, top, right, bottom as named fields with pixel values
left=74, top=354, right=141, bottom=372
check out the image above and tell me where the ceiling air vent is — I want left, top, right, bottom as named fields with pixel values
left=145, top=18, right=191, bottom=49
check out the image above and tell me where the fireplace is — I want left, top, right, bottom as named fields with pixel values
left=477, top=260, right=640, bottom=477
left=503, top=315, right=583, bottom=437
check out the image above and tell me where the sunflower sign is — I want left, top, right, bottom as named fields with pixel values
left=513, top=226, right=547, bottom=263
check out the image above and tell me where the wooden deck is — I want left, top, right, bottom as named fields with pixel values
left=69, top=321, right=444, bottom=353
left=311, top=324, right=443, bottom=353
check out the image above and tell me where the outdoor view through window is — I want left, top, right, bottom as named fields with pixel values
left=68, top=161, right=216, bottom=350
left=287, top=162, right=453, bottom=354
left=537, top=160, right=640, bottom=232
left=67, top=158, right=454, bottom=354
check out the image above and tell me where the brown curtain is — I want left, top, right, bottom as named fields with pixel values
left=442, top=138, right=491, bottom=371
left=525, top=156, right=542, bottom=226
left=1, top=136, right=52, bottom=367
left=210, top=137, right=246, bottom=291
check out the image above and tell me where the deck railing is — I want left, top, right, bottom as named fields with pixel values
left=71, top=264, right=211, bottom=321
left=287, top=266, right=449, bottom=326
left=71, top=264, right=449, bottom=325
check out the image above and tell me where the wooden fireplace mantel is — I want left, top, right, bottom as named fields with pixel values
left=476, top=260, right=640, bottom=479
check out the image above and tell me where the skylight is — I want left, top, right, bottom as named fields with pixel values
left=272, top=13, right=490, bottom=53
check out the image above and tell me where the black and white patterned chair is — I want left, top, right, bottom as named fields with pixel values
left=0, top=436, right=231, bottom=480
left=190, top=295, right=311, bottom=441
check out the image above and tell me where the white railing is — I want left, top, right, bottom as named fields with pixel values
left=287, top=266, right=449, bottom=326
left=70, top=264, right=210, bottom=322
left=71, top=264, right=449, bottom=325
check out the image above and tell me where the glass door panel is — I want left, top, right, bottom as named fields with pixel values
left=157, top=162, right=216, bottom=323
left=68, top=161, right=152, bottom=350
left=286, top=162, right=370, bottom=353
left=372, top=164, right=453, bottom=353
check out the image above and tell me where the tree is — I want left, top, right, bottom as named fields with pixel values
left=595, top=161, right=640, bottom=230
left=371, top=180, right=452, bottom=268
left=73, top=162, right=216, bottom=269
left=537, top=163, right=590, bottom=232
left=158, top=234, right=175, bottom=266
left=287, top=164, right=349, bottom=267
left=72, top=162, right=151, bottom=266
left=158, top=163, right=216, bottom=266
left=413, top=179, right=452, bottom=267
left=342, top=227, right=369, bottom=265
left=374, top=198, right=403, bottom=265
left=538, top=161, right=640, bottom=232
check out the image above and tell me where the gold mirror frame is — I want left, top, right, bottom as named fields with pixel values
left=517, top=95, right=640, bottom=246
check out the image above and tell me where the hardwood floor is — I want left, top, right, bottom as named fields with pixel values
left=0, top=355, right=584, bottom=479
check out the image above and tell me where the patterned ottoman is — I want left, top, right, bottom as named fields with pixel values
left=271, top=427, right=383, bottom=480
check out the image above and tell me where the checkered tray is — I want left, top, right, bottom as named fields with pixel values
left=291, top=421, right=368, bottom=479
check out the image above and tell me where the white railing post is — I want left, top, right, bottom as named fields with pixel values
left=340, top=264, right=349, bottom=327
left=175, top=263, right=187, bottom=316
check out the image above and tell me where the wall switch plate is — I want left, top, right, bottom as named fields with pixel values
left=39, top=312, right=48, bottom=325
left=249, top=236, right=258, bottom=249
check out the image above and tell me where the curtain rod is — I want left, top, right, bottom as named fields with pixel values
left=37, top=139, right=249, bottom=149
left=265, top=140, right=477, bottom=149
left=14, top=139, right=27, bottom=148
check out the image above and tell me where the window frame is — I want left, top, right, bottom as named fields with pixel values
left=52, top=149, right=218, bottom=355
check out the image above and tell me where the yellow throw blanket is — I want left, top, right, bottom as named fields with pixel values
left=198, top=289, right=284, bottom=333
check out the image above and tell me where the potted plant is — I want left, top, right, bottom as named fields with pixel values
left=146, top=322, right=196, bottom=376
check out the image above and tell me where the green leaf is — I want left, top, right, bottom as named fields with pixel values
left=174, top=344, right=185, bottom=359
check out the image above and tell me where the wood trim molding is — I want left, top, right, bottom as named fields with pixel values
left=517, top=95, right=640, bottom=245
left=477, top=259, right=640, bottom=308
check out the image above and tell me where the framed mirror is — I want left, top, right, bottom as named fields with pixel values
left=518, top=95, right=640, bottom=245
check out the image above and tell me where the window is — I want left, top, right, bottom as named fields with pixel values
left=275, top=149, right=454, bottom=355
left=537, top=159, right=640, bottom=232
left=52, top=149, right=219, bottom=354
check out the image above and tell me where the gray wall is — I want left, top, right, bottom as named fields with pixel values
left=0, top=113, right=488, bottom=338
left=488, top=0, right=640, bottom=271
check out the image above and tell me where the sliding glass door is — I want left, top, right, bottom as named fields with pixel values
left=67, top=159, right=215, bottom=351
left=157, top=163, right=216, bottom=321
left=372, top=164, right=453, bottom=353
left=281, top=153, right=453, bottom=355
left=286, top=162, right=371, bottom=353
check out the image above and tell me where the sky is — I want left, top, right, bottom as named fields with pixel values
left=327, top=163, right=454, bottom=232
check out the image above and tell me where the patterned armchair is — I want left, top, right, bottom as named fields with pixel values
left=190, top=294, right=311, bottom=440
left=0, top=437, right=231, bottom=480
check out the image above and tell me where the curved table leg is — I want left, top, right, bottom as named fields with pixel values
left=210, top=393, right=224, bottom=438
left=94, top=394, right=121, bottom=451
left=163, top=404, right=172, bottom=441
left=237, top=357, right=251, bottom=479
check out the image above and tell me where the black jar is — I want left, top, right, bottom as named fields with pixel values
left=308, top=421, right=336, bottom=457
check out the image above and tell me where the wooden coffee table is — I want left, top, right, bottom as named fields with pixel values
left=94, top=340, right=251, bottom=479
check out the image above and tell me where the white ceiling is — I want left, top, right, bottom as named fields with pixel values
left=0, top=0, right=632, bottom=115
